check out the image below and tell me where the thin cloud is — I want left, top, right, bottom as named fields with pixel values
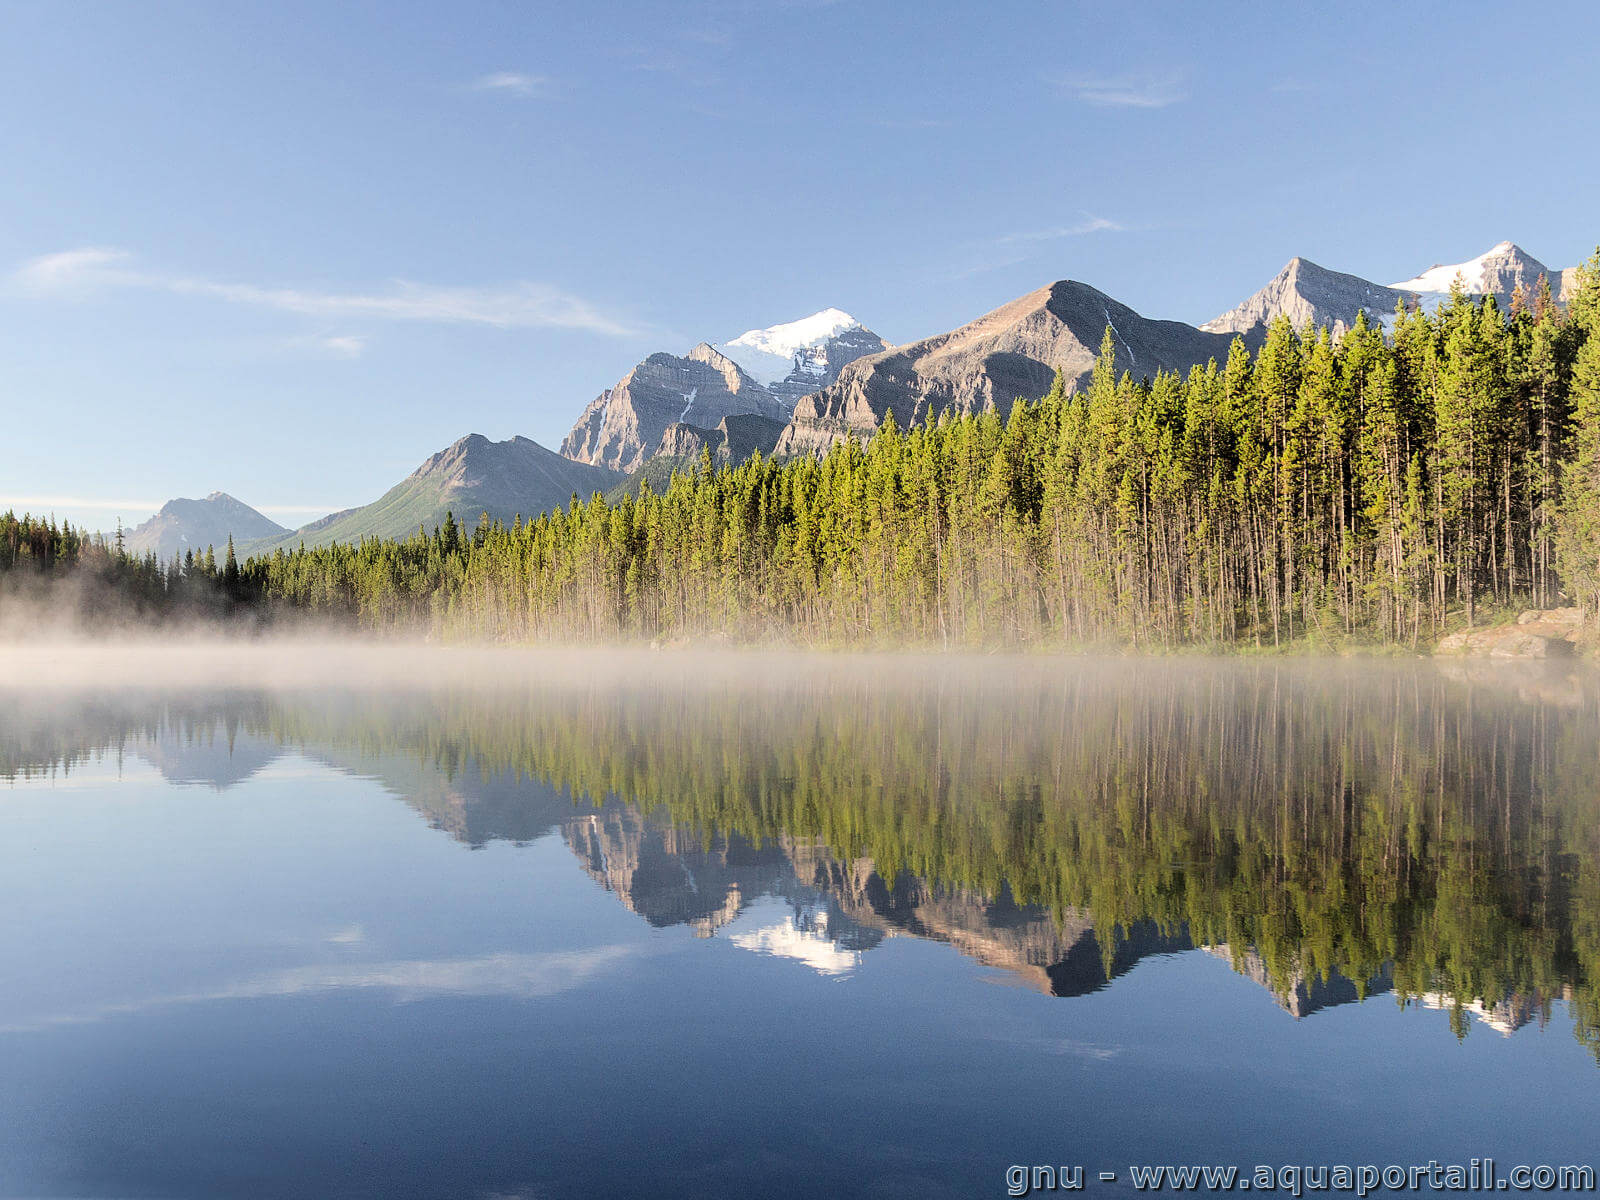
left=0, top=494, right=165, bottom=513
left=314, top=335, right=366, bottom=358
left=11, top=245, right=133, bottom=292
left=949, top=215, right=1126, bottom=279
left=0, top=495, right=347, bottom=517
left=996, top=216, right=1125, bottom=246
left=1056, top=72, right=1188, bottom=109
left=11, top=247, right=643, bottom=338
left=470, top=71, right=549, bottom=97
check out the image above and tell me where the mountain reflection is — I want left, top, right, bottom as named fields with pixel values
left=5, top=658, right=1598, bottom=1050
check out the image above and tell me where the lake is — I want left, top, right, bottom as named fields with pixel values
left=2, top=651, right=1598, bottom=1199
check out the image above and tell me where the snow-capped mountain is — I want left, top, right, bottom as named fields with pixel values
left=715, top=309, right=887, bottom=407
left=560, top=343, right=789, bottom=474
left=558, top=310, right=889, bottom=473
left=718, top=308, right=864, bottom=383
left=1389, top=241, right=1565, bottom=305
left=1207, top=241, right=1584, bottom=344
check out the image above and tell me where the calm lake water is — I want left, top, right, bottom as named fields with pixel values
left=3, top=655, right=1598, bottom=1199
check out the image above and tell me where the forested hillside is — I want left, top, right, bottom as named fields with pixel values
left=6, top=261, right=1598, bottom=650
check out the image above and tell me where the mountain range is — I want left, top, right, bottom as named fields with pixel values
left=1202, top=241, right=1577, bottom=344
left=775, top=279, right=1234, bottom=456
left=128, top=240, right=1588, bottom=558
left=560, top=313, right=886, bottom=473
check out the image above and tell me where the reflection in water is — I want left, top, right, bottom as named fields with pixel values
left=6, top=658, right=1599, bottom=1051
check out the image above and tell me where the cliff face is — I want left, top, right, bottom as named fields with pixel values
left=654, top=413, right=788, bottom=465
left=774, top=280, right=1234, bottom=456
left=560, top=343, right=788, bottom=473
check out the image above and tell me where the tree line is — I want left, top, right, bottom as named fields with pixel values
left=5, top=259, right=1598, bottom=648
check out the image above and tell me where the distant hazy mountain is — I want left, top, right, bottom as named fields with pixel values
left=715, top=309, right=887, bottom=408
left=560, top=343, right=788, bottom=474
left=248, top=434, right=620, bottom=553
left=775, top=279, right=1234, bottom=456
left=124, top=492, right=286, bottom=561
left=1201, top=257, right=1415, bottom=342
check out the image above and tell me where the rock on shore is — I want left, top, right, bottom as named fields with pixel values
left=1435, top=608, right=1583, bottom=658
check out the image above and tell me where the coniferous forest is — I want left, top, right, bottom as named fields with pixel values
left=6, top=266, right=1600, bottom=649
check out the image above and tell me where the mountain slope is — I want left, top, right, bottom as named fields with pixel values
left=715, top=309, right=888, bottom=407
left=124, top=492, right=286, bottom=561
left=248, top=435, right=620, bottom=554
left=1389, top=241, right=1554, bottom=301
left=1202, top=257, right=1412, bottom=341
left=560, top=343, right=787, bottom=473
left=774, top=279, right=1234, bottom=456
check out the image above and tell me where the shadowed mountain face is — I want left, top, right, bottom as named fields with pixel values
left=561, top=343, right=790, bottom=474
left=124, top=493, right=286, bottom=562
left=248, top=434, right=620, bottom=552
left=774, top=279, right=1235, bottom=456
left=654, top=413, right=788, bottom=465
left=9, top=657, right=1597, bottom=1037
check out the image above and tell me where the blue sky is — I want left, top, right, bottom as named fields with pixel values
left=2, top=0, right=1596, bottom=533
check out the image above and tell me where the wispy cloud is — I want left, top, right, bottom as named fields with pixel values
left=0, top=495, right=347, bottom=517
left=950, top=215, right=1126, bottom=279
left=0, top=493, right=165, bottom=513
left=313, top=334, right=366, bottom=358
left=11, top=247, right=642, bottom=338
left=996, top=216, right=1125, bottom=246
left=1055, top=72, right=1188, bottom=109
left=470, top=71, right=549, bottom=97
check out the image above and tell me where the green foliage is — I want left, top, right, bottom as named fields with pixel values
left=240, top=289, right=1596, bottom=647
left=6, top=280, right=1598, bottom=648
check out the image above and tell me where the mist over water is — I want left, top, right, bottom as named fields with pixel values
left=4, top=647, right=1599, bottom=1197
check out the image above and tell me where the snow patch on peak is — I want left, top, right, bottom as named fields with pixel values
left=1389, top=242, right=1527, bottom=294
left=716, top=308, right=863, bottom=385
left=727, top=308, right=862, bottom=356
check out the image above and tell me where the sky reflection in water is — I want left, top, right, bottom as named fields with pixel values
left=2, top=656, right=1598, bottom=1199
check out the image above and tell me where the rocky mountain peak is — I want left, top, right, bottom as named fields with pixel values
left=124, top=491, right=287, bottom=561
left=1202, top=257, right=1408, bottom=341
left=775, top=278, right=1232, bottom=457
left=1389, top=241, right=1553, bottom=300
left=715, top=310, right=888, bottom=408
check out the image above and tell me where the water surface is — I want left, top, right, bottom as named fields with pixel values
left=3, top=655, right=1598, bottom=1198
